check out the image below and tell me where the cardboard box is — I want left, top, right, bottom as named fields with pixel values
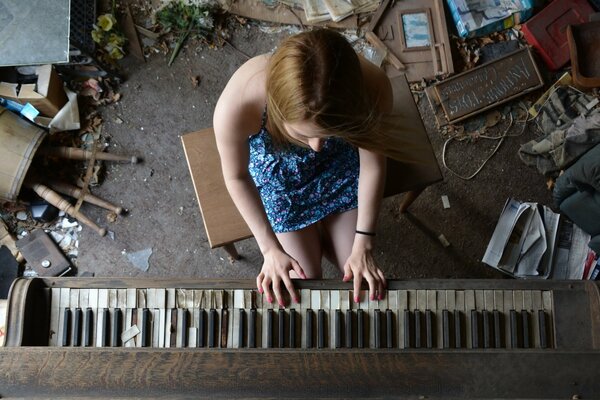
left=0, top=65, right=67, bottom=117
left=446, top=0, right=536, bottom=38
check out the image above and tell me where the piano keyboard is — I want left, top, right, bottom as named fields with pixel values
left=49, top=288, right=554, bottom=349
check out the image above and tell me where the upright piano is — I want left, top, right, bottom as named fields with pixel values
left=2, top=277, right=599, bottom=398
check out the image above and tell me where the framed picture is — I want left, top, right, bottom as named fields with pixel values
left=398, top=9, right=434, bottom=51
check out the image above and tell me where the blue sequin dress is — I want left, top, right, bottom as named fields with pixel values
left=248, top=111, right=360, bottom=233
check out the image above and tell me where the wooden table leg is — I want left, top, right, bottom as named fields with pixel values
left=399, top=188, right=425, bottom=213
left=223, top=243, right=240, bottom=260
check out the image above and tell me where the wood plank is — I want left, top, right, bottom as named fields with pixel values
left=0, top=348, right=599, bottom=398
left=181, top=129, right=253, bottom=248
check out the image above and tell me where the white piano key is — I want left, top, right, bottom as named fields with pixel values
left=474, top=290, right=484, bottom=311
left=70, top=288, right=80, bottom=309
left=96, top=307, right=106, bottom=347
left=542, top=290, right=554, bottom=347
left=57, top=288, right=70, bottom=347
left=147, top=288, right=156, bottom=309
left=233, top=290, right=244, bottom=349
left=436, top=290, right=445, bottom=349
left=176, top=308, right=185, bottom=348
left=262, top=292, right=271, bottom=348
left=300, top=289, right=309, bottom=349
left=188, top=327, right=197, bottom=348
left=98, top=289, right=108, bottom=309
left=88, top=289, right=99, bottom=347
left=368, top=292, right=377, bottom=349
left=152, top=309, right=160, bottom=347
left=157, top=289, right=166, bottom=348
left=136, top=288, right=148, bottom=308
left=358, top=291, right=368, bottom=348
left=530, top=290, right=541, bottom=348
left=503, top=290, right=514, bottom=348
left=330, top=290, right=340, bottom=349
left=50, top=288, right=61, bottom=346
left=464, top=290, right=475, bottom=348
left=226, top=290, right=234, bottom=349
left=166, top=288, right=176, bottom=309
left=408, top=290, right=417, bottom=311
left=126, top=288, right=136, bottom=309
left=117, top=289, right=127, bottom=308
left=121, top=324, right=140, bottom=345
left=513, top=290, right=524, bottom=311
left=136, top=308, right=145, bottom=347
left=125, top=308, right=134, bottom=348
left=185, top=289, right=194, bottom=310
left=176, top=289, right=186, bottom=309
left=398, top=290, right=408, bottom=349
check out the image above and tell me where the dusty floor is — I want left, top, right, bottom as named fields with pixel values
left=76, top=21, right=554, bottom=282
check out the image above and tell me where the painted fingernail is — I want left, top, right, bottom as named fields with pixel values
left=370, top=294, right=375, bottom=301
left=267, top=296, right=273, bottom=303
left=294, top=297, right=300, bottom=304
left=258, top=287, right=264, bottom=294
left=378, top=294, right=383, bottom=301
left=354, top=296, right=359, bottom=303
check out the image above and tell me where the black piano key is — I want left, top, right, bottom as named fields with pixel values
left=84, top=307, right=93, bottom=347
left=403, top=310, right=411, bottom=348
left=471, top=310, right=479, bottom=349
left=101, top=308, right=109, bottom=347
left=278, top=309, right=285, bottom=348
left=267, top=309, right=274, bottom=348
left=208, top=308, right=216, bottom=348
left=170, top=308, right=177, bottom=348
left=386, top=309, right=393, bottom=349
left=61, top=308, right=71, bottom=347
left=510, top=309, right=519, bottom=348
left=181, top=309, right=189, bottom=348
left=138, top=308, right=148, bottom=347
left=357, top=309, right=364, bottom=349
left=425, top=310, right=433, bottom=349
left=112, top=308, right=121, bottom=347
left=454, top=311, right=462, bottom=348
left=198, top=309, right=206, bottom=348
left=221, top=308, right=229, bottom=348
left=248, top=309, right=256, bottom=348
left=72, top=308, right=82, bottom=347
left=335, top=309, right=342, bottom=349
left=414, top=310, right=422, bottom=348
left=521, top=310, right=530, bottom=349
left=306, top=309, right=313, bottom=348
left=318, top=309, right=325, bottom=349
left=482, top=310, right=490, bottom=349
left=374, top=309, right=381, bottom=349
left=289, top=309, right=296, bottom=348
left=493, top=310, right=502, bottom=348
left=238, top=309, right=245, bottom=348
left=538, top=310, right=547, bottom=349
left=442, top=310, right=450, bottom=349
left=345, top=309, right=352, bottom=348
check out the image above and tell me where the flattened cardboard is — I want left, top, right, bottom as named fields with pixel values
left=0, top=65, right=67, bottom=117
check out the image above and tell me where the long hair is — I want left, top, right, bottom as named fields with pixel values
left=266, top=29, right=423, bottom=162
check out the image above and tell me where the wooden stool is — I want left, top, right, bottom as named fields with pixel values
left=181, top=75, right=442, bottom=258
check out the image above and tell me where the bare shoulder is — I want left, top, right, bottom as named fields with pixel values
left=213, top=54, right=270, bottom=139
left=358, top=55, right=393, bottom=113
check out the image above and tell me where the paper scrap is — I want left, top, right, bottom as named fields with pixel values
left=127, top=248, right=152, bottom=272
left=121, top=324, right=140, bottom=344
left=441, top=195, right=450, bottom=209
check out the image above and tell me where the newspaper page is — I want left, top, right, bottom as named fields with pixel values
left=514, top=205, right=547, bottom=277
left=483, top=198, right=530, bottom=268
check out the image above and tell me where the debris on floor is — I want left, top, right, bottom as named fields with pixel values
left=125, top=247, right=153, bottom=272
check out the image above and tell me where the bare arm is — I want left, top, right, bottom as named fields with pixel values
left=343, top=57, right=393, bottom=301
left=213, top=58, right=305, bottom=305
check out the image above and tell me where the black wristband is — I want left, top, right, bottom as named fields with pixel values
left=355, top=230, right=376, bottom=237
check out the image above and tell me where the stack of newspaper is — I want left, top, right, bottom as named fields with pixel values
left=483, top=198, right=591, bottom=279
left=280, top=0, right=380, bottom=23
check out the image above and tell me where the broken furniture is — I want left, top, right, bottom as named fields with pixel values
left=182, top=75, right=442, bottom=259
left=366, top=0, right=454, bottom=82
left=568, top=21, right=600, bottom=88
left=553, top=143, right=600, bottom=254
left=521, top=0, right=595, bottom=70
left=425, top=47, right=543, bottom=126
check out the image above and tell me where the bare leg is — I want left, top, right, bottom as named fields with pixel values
left=320, top=208, right=358, bottom=273
left=276, top=223, right=323, bottom=279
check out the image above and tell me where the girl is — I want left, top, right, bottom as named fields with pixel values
left=214, top=29, right=395, bottom=307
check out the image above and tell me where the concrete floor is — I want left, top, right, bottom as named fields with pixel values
left=76, top=21, right=554, bottom=282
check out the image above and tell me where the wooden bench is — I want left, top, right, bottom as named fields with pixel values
left=181, top=75, right=442, bottom=259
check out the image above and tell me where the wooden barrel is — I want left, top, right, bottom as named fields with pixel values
left=0, top=107, right=47, bottom=202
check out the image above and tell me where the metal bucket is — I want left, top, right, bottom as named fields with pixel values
left=0, top=107, right=47, bottom=201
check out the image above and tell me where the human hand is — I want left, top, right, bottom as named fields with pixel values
left=257, top=247, right=306, bottom=307
left=342, top=246, right=386, bottom=303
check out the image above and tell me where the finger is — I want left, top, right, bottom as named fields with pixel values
left=262, top=277, right=273, bottom=304
left=377, top=276, right=385, bottom=300
left=281, top=274, right=299, bottom=304
left=256, top=272, right=265, bottom=293
left=353, top=272, right=361, bottom=304
left=376, top=269, right=387, bottom=288
left=342, top=262, right=353, bottom=282
left=272, top=278, right=285, bottom=308
left=291, top=259, right=307, bottom=279
left=364, top=272, right=377, bottom=301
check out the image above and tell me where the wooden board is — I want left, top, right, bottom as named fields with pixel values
left=384, top=75, right=442, bottom=196
left=181, top=129, right=252, bottom=248
left=432, top=47, right=543, bottom=124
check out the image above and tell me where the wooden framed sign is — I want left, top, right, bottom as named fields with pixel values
left=432, top=47, right=543, bottom=124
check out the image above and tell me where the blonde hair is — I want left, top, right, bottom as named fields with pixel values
left=266, top=29, right=423, bottom=162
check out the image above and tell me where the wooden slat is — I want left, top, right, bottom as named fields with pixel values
left=0, top=348, right=599, bottom=398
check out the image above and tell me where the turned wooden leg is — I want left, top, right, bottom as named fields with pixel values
left=223, top=243, right=240, bottom=260
left=399, top=188, right=425, bottom=213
